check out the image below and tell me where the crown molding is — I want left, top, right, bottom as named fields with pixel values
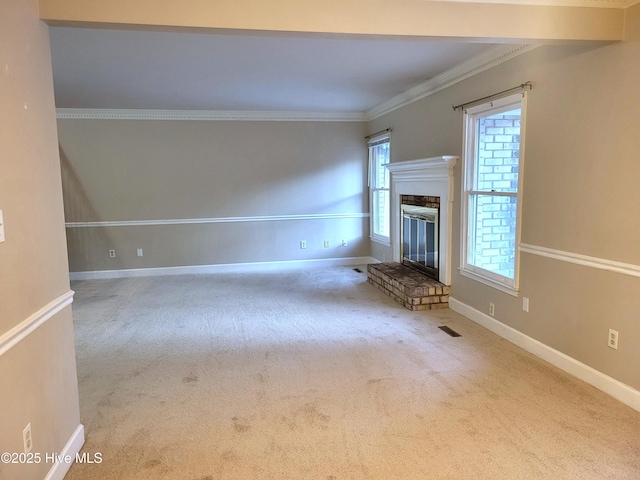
left=366, top=44, right=538, bottom=120
left=56, top=44, right=541, bottom=123
left=55, top=108, right=368, bottom=122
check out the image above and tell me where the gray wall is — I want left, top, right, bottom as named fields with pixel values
left=369, top=18, right=640, bottom=391
left=0, top=0, right=81, bottom=478
left=58, top=120, right=369, bottom=272
left=56, top=5, right=639, bottom=399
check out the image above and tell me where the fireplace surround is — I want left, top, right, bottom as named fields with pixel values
left=385, top=156, right=458, bottom=285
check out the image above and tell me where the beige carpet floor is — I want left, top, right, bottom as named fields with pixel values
left=65, top=266, right=640, bottom=479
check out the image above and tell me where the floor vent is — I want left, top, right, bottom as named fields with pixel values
left=438, top=326, right=461, bottom=337
left=353, top=268, right=363, bottom=273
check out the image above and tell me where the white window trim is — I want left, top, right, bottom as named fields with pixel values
left=368, top=133, right=391, bottom=246
left=370, top=231, right=391, bottom=247
left=459, top=92, right=527, bottom=297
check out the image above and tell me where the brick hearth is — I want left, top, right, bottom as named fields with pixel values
left=367, top=262, right=450, bottom=311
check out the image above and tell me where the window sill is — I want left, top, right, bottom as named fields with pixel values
left=370, top=235, right=391, bottom=247
left=459, top=268, right=519, bottom=297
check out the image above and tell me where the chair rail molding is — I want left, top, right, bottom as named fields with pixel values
left=0, top=290, right=74, bottom=356
left=519, top=243, right=640, bottom=279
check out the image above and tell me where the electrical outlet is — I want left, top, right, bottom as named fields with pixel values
left=608, top=329, right=619, bottom=350
left=300, top=240, right=307, bottom=249
left=109, top=249, right=116, bottom=258
left=23, top=423, right=32, bottom=453
left=137, top=248, right=143, bottom=257
left=489, top=303, right=495, bottom=317
left=323, top=240, right=329, bottom=248
left=522, top=297, right=529, bottom=312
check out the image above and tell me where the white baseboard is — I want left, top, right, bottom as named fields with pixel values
left=70, top=256, right=379, bottom=281
left=44, top=424, right=85, bottom=480
left=449, top=297, right=640, bottom=413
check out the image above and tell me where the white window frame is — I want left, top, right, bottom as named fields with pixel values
left=460, top=92, right=527, bottom=296
left=368, top=133, right=391, bottom=246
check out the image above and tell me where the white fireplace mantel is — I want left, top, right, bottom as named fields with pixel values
left=385, top=155, right=458, bottom=286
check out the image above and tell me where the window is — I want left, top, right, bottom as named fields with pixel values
left=368, top=133, right=391, bottom=245
left=460, top=93, right=526, bottom=295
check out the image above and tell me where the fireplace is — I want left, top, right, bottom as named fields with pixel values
left=385, top=156, right=458, bottom=285
left=401, top=195, right=440, bottom=280
left=368, top=156, right=457, bottom=310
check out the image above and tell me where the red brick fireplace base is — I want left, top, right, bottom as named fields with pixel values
left=367, top=263, right=450, bottom=311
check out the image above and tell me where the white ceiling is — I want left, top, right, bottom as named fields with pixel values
left=49, top=27, right=498, bottom=113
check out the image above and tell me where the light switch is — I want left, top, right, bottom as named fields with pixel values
left=0, top=210, right=5, bottom=243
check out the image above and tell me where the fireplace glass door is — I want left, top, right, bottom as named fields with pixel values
left=401, top=205, right=439, bottom=279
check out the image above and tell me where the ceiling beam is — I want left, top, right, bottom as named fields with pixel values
left=626, top=3, right=640, bottom=40
left=39, top=0, right=626, bottom=43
